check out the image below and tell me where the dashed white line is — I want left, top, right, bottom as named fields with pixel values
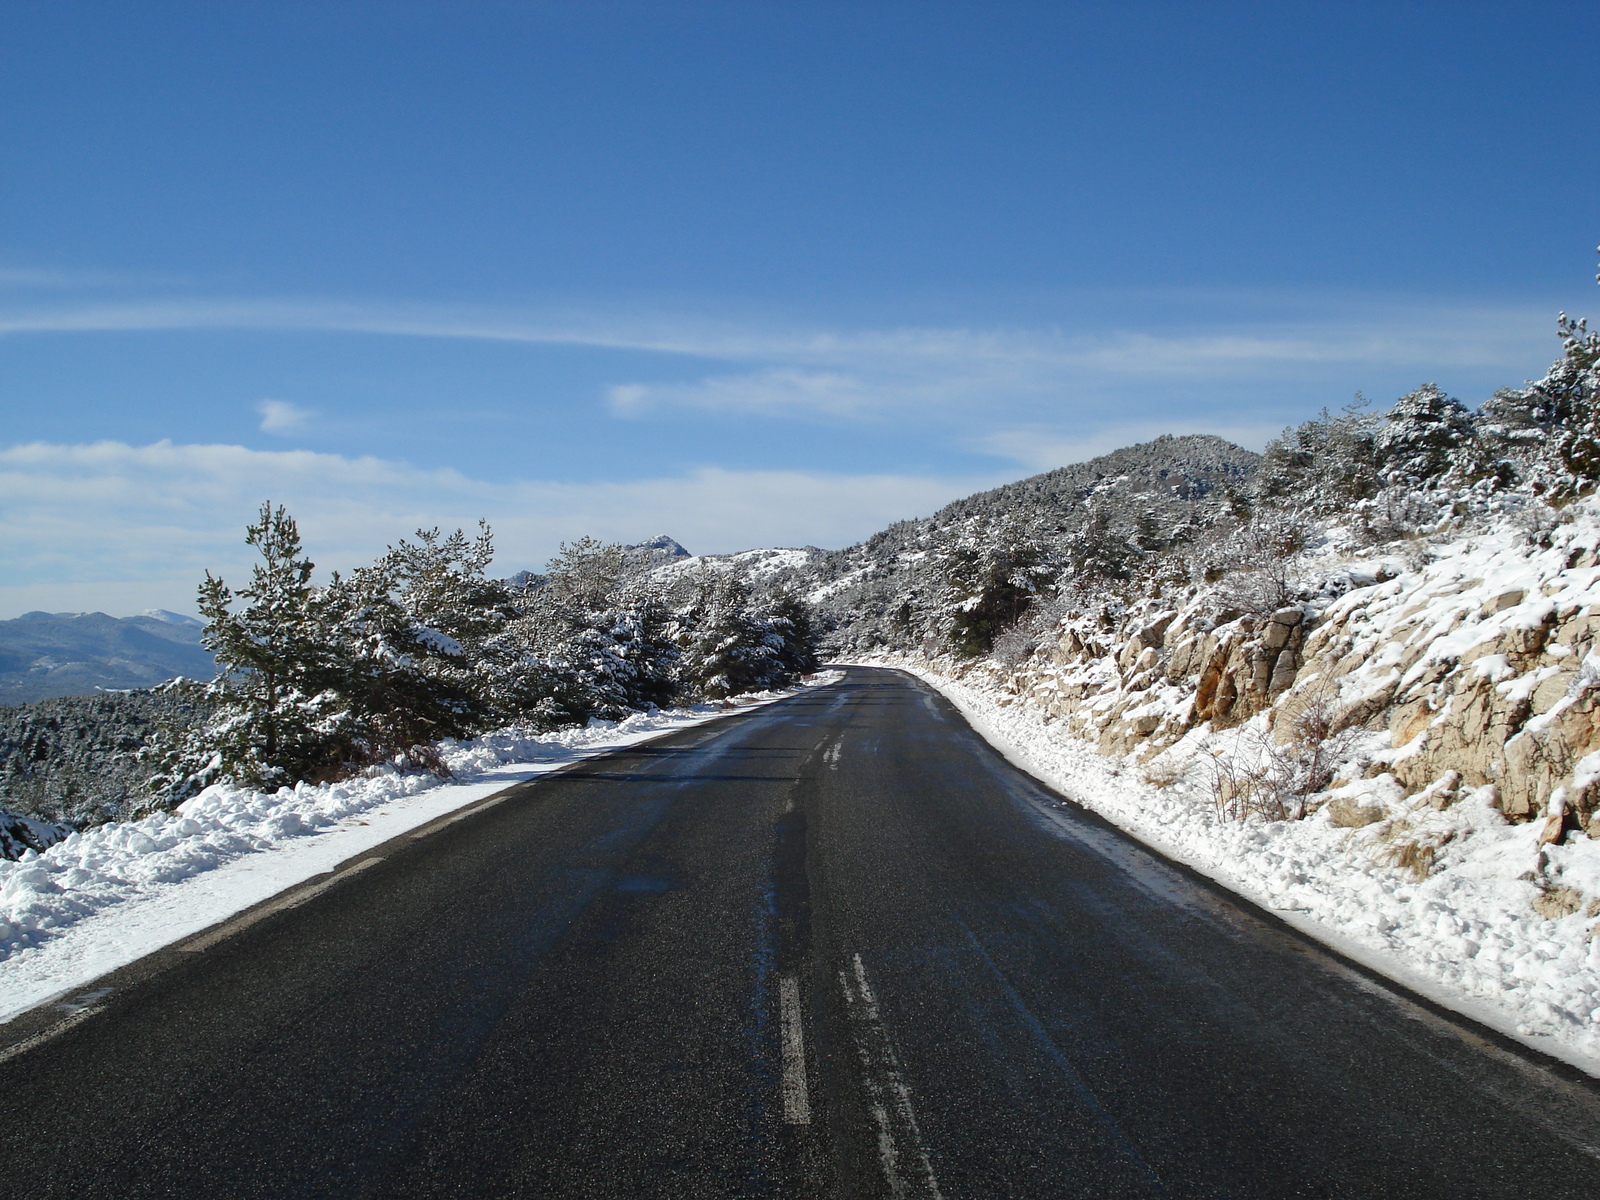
left=779, top=973, right=812, bottom=1124
left=839, top=952, right=945, bottom=1199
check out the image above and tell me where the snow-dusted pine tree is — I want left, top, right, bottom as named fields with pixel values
left=195, top=503, right=345, bottom=788
left=675, top=570, right=785, bottom=699
left=1373, top=383, right=1476, bottom=488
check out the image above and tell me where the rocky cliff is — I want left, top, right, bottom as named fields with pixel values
left=919, top=496, right=1600, bottom=850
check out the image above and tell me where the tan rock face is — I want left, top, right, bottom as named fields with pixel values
left=927, top=546, right=1600, bottom=835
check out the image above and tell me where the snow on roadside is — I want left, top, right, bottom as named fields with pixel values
left=0, top=675, right=841, bottom=1024
left=872, top=658, right=1600, bottom=1078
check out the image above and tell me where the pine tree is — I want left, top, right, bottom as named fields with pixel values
left=762, top=589, right=821, bottom=679
left=543, top=536, right=626, bottom=617
left=930, top=515, right=1056, bottom=657
left=1373, top=384, right=1476, bottom=487
left=312, top=563, right=482, bottom=769
left=197, top=503, right=343, bottom=787
left=676, top=571, right=783, bottom=699
left=1256, top=401, right=1382, bottom=512
left=1542, top=313, right=1600, bottom=491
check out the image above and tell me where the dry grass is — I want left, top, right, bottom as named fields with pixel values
left=1140, top=759, right=1185, bottom=788
left=1388, top=839, right=1436, bottom=882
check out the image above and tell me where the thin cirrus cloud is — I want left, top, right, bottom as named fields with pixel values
left=0, top=286, right=1576, bottom=618
left=609, top=369, right=913, bottom=419
left=0, top=438, right=995, bottom=617
left=0, top=293, right=1566, bottom=393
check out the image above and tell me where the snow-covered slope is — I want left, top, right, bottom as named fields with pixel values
left=649, top=545, right=826, bottom=587
left=859, top=499, right=1600, bottom=1073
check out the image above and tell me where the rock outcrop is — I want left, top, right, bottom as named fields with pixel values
left=921, top=503, right=1600, bottom=842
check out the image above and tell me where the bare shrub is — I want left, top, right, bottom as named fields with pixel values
left=991, top=592, right=1076, bottom=667
left=1355, top=490, right=1446, bottom=546
left=1210, top=692, right=1359, bottom=821
left=1510, top=500, right=1567, bottom=549
left=991, top=624, right=1041, bottom=667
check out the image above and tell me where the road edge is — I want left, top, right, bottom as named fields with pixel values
left=0, top=684, right=834, bottom=1061
left=854, top=661, right=1600, bottom=1093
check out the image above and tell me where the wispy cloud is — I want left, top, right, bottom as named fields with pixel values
left=0, top=439, right=996, bottom=617
left=256, top=399, right=312, bottom=434
left=0, top=293, right=1566, bottom=382
left=609, top=369, right=902, bottom=418
left=0, top=265, right=184, bottom=291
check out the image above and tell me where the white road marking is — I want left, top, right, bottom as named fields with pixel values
left=838, top=952, right=945, bottom=1199
left=779, top=974, right=812, bottom=1124
left=0, top=1002, right=105, bottom=1066
left=823, top=740, right=843, bottom=771
left=178, top=856, right=385, bottom=953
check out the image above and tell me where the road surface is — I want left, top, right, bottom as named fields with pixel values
left=2, top=666, right=1599, bottom=1198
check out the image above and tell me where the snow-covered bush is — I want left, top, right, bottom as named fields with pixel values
left=165, top=517, right=822, bottom=799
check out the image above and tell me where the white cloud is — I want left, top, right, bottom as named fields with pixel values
left=0, top=265, right=174, bottom=290
left=0, top=440, right=996, bottom=618
left=256, top=399, right=311, bottom=434
left=608, top=369, right=886, bottom=418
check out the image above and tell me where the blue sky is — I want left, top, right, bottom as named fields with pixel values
left=2, top=1, right=1597, bottom=616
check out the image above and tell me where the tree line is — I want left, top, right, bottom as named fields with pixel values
left=158, top=514, right=819, bottom=797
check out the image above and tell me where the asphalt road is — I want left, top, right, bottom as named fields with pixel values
left=4, top=666, right=1600, bottom=1199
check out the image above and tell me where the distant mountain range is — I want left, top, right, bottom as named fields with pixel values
left=0, top=610, right=215, bottom=705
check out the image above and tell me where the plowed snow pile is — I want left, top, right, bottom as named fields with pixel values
left=0, top=676, right=839, bottom=1023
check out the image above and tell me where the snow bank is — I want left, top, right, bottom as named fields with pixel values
left=0, top=676, right=840, bottom=1023
left=875, top=657, right=1600, bottom=1078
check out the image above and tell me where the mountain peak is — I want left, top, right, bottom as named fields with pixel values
left=137, top=609, right=204, bottom=627
left=627, top=534, right=691, bottom=558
